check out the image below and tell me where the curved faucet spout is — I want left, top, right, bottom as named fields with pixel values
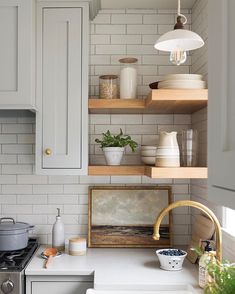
left=153, top=200, right=222, bottom=262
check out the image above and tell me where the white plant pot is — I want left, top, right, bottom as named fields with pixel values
left=103, top=147, right=124, bottom=166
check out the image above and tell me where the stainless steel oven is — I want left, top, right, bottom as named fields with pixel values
left=0, top=238, right=38, bottom=294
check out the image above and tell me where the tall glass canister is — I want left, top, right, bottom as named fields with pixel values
left=119, top=57, right=138, bottom=99
left=181, top=129, right=199, bottom=166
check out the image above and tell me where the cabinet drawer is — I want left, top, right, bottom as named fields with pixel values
left=32, top=281, right=92, bottom=294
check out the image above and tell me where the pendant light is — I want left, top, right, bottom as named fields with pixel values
left=154, top=0, right=204, bottom=65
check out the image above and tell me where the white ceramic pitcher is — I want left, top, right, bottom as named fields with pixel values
left=158, top=131, right=179, bottom=149
left=156, top=132, right=180, bottom=167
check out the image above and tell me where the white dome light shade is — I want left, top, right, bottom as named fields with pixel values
left=154, top=29, right=204, bottom=52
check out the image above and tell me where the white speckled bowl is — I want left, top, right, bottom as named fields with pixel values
left=156, top=249, right=187, bottom=271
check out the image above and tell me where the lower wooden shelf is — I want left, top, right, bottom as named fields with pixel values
left=88, top=165, right=208, bottom=179
left=88, top=165, right=145, bottom=176
left=145, top=166, right=208, bottom=179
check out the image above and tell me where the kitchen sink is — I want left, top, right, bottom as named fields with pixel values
left=86, top=284, right=199, bottom=294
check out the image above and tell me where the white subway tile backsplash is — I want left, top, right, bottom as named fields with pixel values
left=127, top=45, right=157, bottom=55
left=96, top=45, right=126, bottom=55
left=92, top=14, right=111, bottom=24
left=90, top=55, right=110, bottom=65
left=127, top=24, right=157, bottom=34
left=111, top=114, right=142, bottom=125
left=111, top=14, right=142, bottom=24
left=2, top=144, right=32, bottom=154
left=2, top=165, right=33, bottom=175
left=0, top=195, right=17, bottom=204
left=111, top=35, right=141, bottom=45
left=33, top=185, right=63, bottom=194
left=0, top=155, right=17, bottom=164
left=48, top=195, right=78, bottom=204
left=17, top=195, right=47, bottom=204
left=2, top=185, right=32, bottom=195
left=0, top=175, right=17, bottom=184
left=2, top=204, right=32, bottom=214
left=0, top=134, right=17, bottom=143
left=143, top=14, right=174, bottom=24
left=90, top=35, right=110, bottom=45
left=0, top=8, right=194, bottom=247
left=2, top=124, right=32, bottom=134
left=95, top=24, right=126, bottom=34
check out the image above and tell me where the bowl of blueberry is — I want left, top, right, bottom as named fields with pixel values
left=156, top=249, right=187, bottom=271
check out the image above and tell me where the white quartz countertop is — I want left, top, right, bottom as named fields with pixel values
left=26, top=246, right=203, bottom=293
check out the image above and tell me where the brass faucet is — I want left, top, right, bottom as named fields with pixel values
left=153, top=200, right=222, bottom=262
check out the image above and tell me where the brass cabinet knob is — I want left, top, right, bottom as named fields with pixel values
left=45, top=148, right=52, bottom=155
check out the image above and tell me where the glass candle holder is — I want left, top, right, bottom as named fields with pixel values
left=181, top=129, right=198, bottom=167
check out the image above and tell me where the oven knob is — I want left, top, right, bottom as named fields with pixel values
left=1, top=279, right=14, bottom=294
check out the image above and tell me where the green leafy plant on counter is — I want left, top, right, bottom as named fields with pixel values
left=204, top=261, right=235, bottom=294
left=95, top=129, right=138, bottom=152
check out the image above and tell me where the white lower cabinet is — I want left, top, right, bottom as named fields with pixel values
left=26, top=276, right=93, bottom=294
left=35, top=1, right=89, bottom=175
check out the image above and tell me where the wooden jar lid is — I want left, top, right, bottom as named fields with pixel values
left=99, top=75, right=118, bottom=80
left=69, top=237, right=86, bottom=243
left=119, top=57, right=138, bottom=64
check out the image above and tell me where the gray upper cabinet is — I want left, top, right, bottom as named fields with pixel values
left=208, top=0, right=235, bottom=209
left=0, top=0, right=35, bottom=109
left=36, top=1, right=89, bottom=174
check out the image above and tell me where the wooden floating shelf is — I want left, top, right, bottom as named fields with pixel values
left=88, top=165, right=145, bottom=176
left=146, top=89, right=208, bottom=114
left=88, top=165, right=208, bottom=179
left=89, top=89, right=208, bottom=114
left=145, top=166, right=208, bottom=179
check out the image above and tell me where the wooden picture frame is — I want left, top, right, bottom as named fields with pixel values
left=88, top=186, right=172, bottom=248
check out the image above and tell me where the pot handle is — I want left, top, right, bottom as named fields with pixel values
left=0, top=217, right=15, bottom=224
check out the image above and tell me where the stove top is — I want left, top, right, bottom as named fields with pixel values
left=0, top=238, right=39, bottom=272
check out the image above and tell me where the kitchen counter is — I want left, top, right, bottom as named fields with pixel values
left=26, top=246, right=203, bottom=293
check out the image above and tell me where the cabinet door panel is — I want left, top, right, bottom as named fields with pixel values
left=32, top=281, right=92, bottom=294
left=0, top=0, right=34, bottom=108
left=208, top=0, right=235, bottom=207
left=42, top=8, right=82, bottom=169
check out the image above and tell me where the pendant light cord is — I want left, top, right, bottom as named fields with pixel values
left=177, top=0, right=187, bottom=24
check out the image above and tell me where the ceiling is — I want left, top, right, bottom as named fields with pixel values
left=101, top=0, right=196, bottom=9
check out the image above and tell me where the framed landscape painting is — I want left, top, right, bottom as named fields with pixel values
left=88, top=186, right=172, bottom=248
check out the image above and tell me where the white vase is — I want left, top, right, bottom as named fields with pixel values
left=103, top=147, right=124, bottom=165
left=156, top=132, right=180, bottom=167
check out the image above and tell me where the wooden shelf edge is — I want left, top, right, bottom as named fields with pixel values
left=145, top=166, right=208, bottom=179
left=88, top=165, right=145, bottom=176
left=146, top=89, right=208, bottom=103
left=88, top=165, right=208, bottom=179
left=88, top=99, right=145, bottom=109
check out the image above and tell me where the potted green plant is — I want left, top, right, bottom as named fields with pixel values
left=95, top=129, right=138, bottom=165
left=204, top=260, right=235, bottom=294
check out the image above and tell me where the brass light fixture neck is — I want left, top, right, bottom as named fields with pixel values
left=153, top=200, right=222, bottom=262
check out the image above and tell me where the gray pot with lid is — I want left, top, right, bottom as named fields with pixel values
left=0, top=217, right=34, bottom=251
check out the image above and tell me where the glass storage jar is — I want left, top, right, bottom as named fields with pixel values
left=99, top=75, right=118, bottom=99
left=119, top=57, right=138, bottom=99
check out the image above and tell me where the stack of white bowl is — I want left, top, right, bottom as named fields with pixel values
left=155, top=132, right=180, bottom=167
left=141, top=146, right=157, bottom=165
left=158, top=74, right=206, bottom=89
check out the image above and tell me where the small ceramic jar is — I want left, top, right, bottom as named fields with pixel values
left=69, top=237, right=87, bottom=256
